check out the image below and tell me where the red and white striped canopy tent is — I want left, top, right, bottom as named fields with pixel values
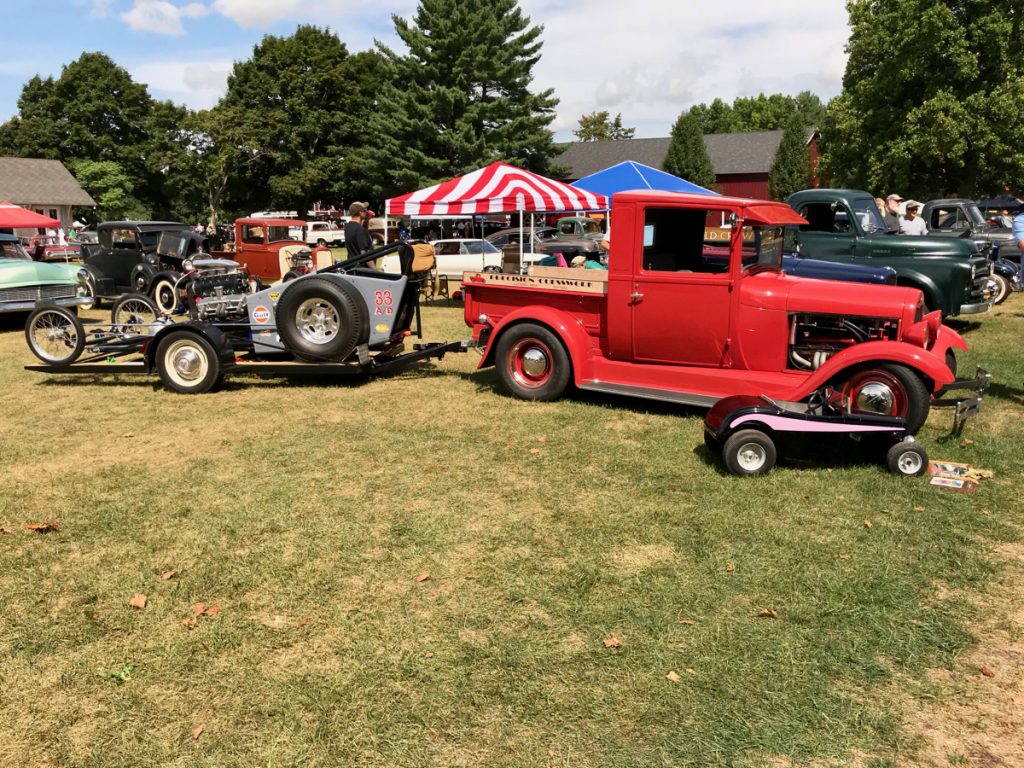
left=385, top=162, right=607, bottom=216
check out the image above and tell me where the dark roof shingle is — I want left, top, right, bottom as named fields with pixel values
left=555, top=130, right=788, bottom=181
left=0, top=157, right=96, bottom=206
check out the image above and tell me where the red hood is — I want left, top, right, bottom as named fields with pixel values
left=742, top=272, right=922, bottom=318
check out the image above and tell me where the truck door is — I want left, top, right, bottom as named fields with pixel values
left=630, top=207, right=733, bottom=367
left=792, top=201, right=861, bottom=263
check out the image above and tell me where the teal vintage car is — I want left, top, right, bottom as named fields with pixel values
left=0, top=233, right=92, bottom=314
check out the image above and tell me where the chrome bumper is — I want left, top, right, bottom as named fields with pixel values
left=0, top=296, right=93, bottom=314
left=957, top=300, right=993, bottom=314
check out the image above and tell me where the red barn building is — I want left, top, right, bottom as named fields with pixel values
left=555, top=129, right=820, bottom=200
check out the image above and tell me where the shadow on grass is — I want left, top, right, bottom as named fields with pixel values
left=985, top=380, right=1024, bottom=405
left=945, top=319, right=985, bottom=337
left=32, top=360, right=448, bottom=391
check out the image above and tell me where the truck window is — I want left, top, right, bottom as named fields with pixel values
left=241, top=225, right=264, bottom=244
left=558, top=220, right=575, bottom=235
left=797, top=203, right=842, bottom=233
left=933, top=207, right=969, bottom=230
left=642, top=208, right=730, bottom=274
left=740, top=226, right=785, bottom=271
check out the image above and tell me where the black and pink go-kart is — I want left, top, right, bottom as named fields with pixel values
left=703, top=390, right=931, bottom=477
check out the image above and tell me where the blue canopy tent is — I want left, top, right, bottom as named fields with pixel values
left=571, top=161, right=718, bottom=199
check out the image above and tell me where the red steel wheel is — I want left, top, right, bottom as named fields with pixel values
left=494, top=323, right=571, bottom=401
left=836, top=364, right=930, bottom=434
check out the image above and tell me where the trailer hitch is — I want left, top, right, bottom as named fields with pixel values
left=931, top=367, right=992, bottom=438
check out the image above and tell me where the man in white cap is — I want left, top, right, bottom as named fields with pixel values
left=899, top=200, right=927, bottom=235
left=883, top=194, right=904, bottom=234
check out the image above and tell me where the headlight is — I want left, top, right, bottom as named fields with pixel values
left=77, top=268, right=89, bottom=283
left=183, top=258, right=194, bottom=272
left=970, top=263, right=977, bottom=280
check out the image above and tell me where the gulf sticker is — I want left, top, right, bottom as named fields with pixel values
left=375, top=323, right=388, bottom=333
left=252, top=306, right=271, bottom=324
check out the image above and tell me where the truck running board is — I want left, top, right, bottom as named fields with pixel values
left=579, top=381, right=719, bottom=408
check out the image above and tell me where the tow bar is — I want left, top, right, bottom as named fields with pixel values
left=931, top=367, right=992, bottom=437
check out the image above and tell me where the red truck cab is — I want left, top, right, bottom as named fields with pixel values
left=463, top=191, right=969, bottom=433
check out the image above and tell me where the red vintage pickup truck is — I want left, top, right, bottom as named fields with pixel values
left=462, top=190, right=970, bottom=433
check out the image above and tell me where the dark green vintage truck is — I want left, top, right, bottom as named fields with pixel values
left=787, top=189, right=993, bottom=317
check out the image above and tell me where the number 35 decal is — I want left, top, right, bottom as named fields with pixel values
left=374, top=290, right=394, bottom=315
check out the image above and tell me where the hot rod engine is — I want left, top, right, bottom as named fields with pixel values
left=185, top=258, right=252, bottom=321
left=788, top=313, right=900, bottom=371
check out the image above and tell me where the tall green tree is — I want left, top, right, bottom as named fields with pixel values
left=70, top=159, right=148, bottom=221
left=820, top=0, right=1024, bottom=197
left=768, top=113, right=813, bottom=200
left=0, top=52, right=164, bottom=216
left=573, top=111, right=636, bottom=142
left=663, top=111, right=716, bottom=188
left=688, top=92, right=826, bottom=134
left=354, top=0, right=559, bottom=198
left=215, top=26, right=380, bottom=218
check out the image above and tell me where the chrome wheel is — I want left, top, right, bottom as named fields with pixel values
left=112, top=297, right=158, bottom=335
left=28, top=309, right=82, bottom=364
left=734, top=441, right=768, bottom=472
left=509, top=338, right=552, bottom=390
left=294, top=298, right=340, bottom=345
left=162, top=338, right=209, bottom=388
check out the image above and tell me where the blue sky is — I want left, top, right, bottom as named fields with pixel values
left=1, top=1, right=851, bottom=140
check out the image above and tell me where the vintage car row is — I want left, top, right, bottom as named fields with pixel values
left=23, top=191, right=989, bottom=455
left=0, top=233, right=92, bottom=315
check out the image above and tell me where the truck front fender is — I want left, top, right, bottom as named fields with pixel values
left=478, top=306, right=595, bottom=384
left=893, top=270, right=942, bottom=311
left=790, top=339, right=955, bottom=397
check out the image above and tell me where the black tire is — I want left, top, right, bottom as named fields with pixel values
left=111, top=294, right=158, bottom=334
left=275, top=276, right=367, bottom=362
left=316, top=238, right=327, bottom=247
left=483, top=265, right=501, bottom=273
left=283, top=270, right=302, bottom=282
left=945, top=349, right=958, bottom=378
left=991, top=273, right=1010, bottom=305
left=25, top=306, right=85, bottom=365
left=150, top=276, right=179, bottom=314
left=722, top=429, right=777, bottom=476
left=835, top=363, right=930, bottom=435
left=494, top=323, right=571, bottom=401
left=886, top=441, right=928, bottom=477
left=155, top=330, right=221, bottom=394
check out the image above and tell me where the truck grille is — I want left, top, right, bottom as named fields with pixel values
left=968, top=255, right=993, bottom=304
left=0, top=284, right=77, bottom=303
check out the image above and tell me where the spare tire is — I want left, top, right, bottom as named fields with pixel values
left=276, top=276, right=368, bottom=361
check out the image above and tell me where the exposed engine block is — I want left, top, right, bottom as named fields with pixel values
left=187, top=258, right=251, bottom=321
left=788, top=313, right=900, bottom=371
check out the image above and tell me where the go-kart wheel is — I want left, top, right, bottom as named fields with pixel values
left=155, top=330, right=221, bottom=394
left=991, top=273, right=1010, bottom=305
left=111, top=294, right=158, bottom=334
left=722, top=429, right=777, bottom=476
left=495, top=323, right=571, bottom=401
left=886, top=441, right=928, bottom=477
left=275, top=276, right=367, bottom=362
left=835, top=364, right=930, bottom=435
left=25, top=306, right=85, bottom=365
left=151, top=277, right=179, bottom=314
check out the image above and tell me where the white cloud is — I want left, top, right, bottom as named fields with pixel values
left=520, top=0, right=850, bottom=138
left=121, top=1, right=209, bottom=36
left=130, top=59, right=232, bottom=109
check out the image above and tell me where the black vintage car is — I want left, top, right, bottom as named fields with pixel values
left=82, top=222, right=209, bottom=312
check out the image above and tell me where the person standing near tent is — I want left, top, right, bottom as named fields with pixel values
left=600, top=217, right=611, bottom=263
left=344, top=202, right=374, bottom=261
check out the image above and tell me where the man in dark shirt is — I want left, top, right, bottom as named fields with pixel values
left=344, top=202, right=374, bottom=260
left=883, top=194, right=904, bottom=234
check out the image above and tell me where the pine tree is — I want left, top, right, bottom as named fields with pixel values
left=663, top=111, right=716, bottom=188
left=768, top=113, right=813, bottom=201
left=354, top=0, right=559, bottom=198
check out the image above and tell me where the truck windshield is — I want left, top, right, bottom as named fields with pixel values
left=267, top=226, right=296, bottom=243
left=965, top=204, right=987, bottom=227
left=740, top=226, right=785, bottom=271
left=852, top=198, right=886, bottom=233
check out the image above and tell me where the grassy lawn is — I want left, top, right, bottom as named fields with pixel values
left=0, top=296, right=1021, bottom=767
